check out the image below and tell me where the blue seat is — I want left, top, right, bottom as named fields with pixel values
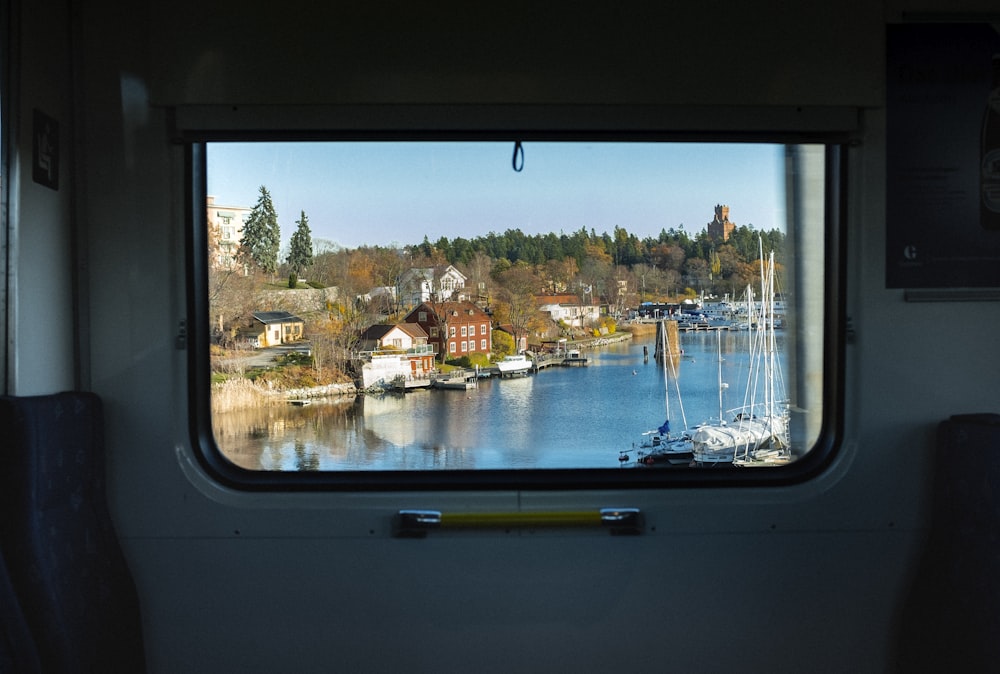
left=896, top=413, right=1000, bottom=672
left=0, top=392, right=145, bottom=673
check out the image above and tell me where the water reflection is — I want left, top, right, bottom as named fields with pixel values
left=214, top=333, right=793, bottom=471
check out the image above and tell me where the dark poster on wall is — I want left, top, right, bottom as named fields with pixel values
left=886, top=23, right=1000, bottom=288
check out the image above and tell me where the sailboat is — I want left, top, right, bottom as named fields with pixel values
left=620, top=321, right=694, bottom=467
left=690, top=241, right=791, bottom=466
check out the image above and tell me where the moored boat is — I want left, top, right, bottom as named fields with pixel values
left=620, top=321, right=694, bottom=467
left=497, top=354, right=532, bottom=376
left=690, top=241, right=791, bottom=466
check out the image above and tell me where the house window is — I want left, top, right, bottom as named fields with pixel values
left=200, top=138, right=837, bottom=488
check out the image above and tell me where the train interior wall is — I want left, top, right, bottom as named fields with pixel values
left=4, top=1, right=1000, bottom=671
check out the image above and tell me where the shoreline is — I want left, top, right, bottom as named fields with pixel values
left=213, top=330, right=642, bottom=412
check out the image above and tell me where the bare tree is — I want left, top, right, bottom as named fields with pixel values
left=208, top=267, right=262, bottom=346
left=495, top=265, right=544, bottom=352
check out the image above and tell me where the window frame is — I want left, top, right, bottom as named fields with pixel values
left=185, top=129, right=846, bottom=492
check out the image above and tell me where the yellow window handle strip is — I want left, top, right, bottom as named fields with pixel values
left=394, top=508, right=642, bottom=537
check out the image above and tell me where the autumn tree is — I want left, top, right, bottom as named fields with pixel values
left=683, top=258, right=710, bottom=296
left=542, top=257, right=579, bottom=293
left=286, top=210, right=314, bottom=287
left=208, top=267, right=262, bottom=346
left=237, top=186, right=281, bottom=278
left=308, top=240, right=345, bottom=287
left=308, top=297, right=376, bottom=377
left=457, top=250, right=495, bottom=304
left=491, top=329, right=515, bottom=358
left=495, top=265, right=543, bottom=353
left=576, top=254, right=611, bottom=309
left=369, top=246, right=409, bottom=317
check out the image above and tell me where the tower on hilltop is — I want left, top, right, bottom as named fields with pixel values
left=707, top=204, right=735, bottom=242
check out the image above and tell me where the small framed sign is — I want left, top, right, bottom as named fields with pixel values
left=886, top=23, right=1000, bottom=288
left=32, top=108, right=59, bottom=190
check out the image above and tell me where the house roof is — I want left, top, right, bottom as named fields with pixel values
left=404, top=301, right=489, bottom=323
left=401, top=265, right=468, bottom=283
left=360, top=323, right=429, bottom=341
left=253, top=311, right=304, bottom=324
left=396, top=322, right=429, bottom=339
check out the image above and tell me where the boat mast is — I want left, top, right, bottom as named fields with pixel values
left=665, top=321, right=688, bottom=431
left=717, top=329, right=724, bottom=423
left=661, top=320, right=670, bottom=433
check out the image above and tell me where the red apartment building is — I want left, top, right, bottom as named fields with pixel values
left=404, top=301, right=492, bottom=360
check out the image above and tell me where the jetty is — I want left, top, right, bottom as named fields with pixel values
left=653, top=320, right=682, bottom=367
left=532, top=351, right=589, bottom=371
left=431, top=371, right=478, bottom=390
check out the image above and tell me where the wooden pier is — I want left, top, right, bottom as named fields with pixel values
left=532, top=353, right=589, bottom=370
left=653, top=320, right=682, bottom=367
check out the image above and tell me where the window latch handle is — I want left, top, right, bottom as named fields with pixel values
left=393, top=508, right=642, bottom=537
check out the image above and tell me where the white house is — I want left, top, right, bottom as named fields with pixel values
left=399, top=265, right=467, bottom=305
left=357, top=323, right=436, bottom=389
left=536, top=293, right=600, bottom=328
left=357, top=323, right=429, bottom=353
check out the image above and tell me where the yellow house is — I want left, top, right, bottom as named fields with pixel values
left=243, top=311, right=305, bottom=348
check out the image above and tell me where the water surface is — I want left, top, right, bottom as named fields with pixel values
left=215, top=332, right=788, bottom=471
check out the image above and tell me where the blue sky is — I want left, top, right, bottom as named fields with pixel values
left=207, top=141, right=787, bottom=250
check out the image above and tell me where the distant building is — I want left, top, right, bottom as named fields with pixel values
left=404, top=300, right=491, bottom=360
left=207, top=196, right=252, bottom=270
left=707, top=204, right=736, bottom=242
left=356, top=323, right=436, bottom=388
left=536, top=293, right=600, bottom=328
left=399, top=265, right=467, bottom=305
left=238, top=311, right=304, bottom=347
left=358, top=323, right=431, bottom=353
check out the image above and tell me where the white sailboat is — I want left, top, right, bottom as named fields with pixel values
left=622, top=321, right=694, bottom=467
left=691, top=241, right=790, bottom=466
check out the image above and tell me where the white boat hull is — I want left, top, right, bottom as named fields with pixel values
left=497, top=355, right=531, bottom=375
left=691, top=415, right=788, bottom=464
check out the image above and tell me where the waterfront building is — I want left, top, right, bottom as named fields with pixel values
left=357, top=323, right=436, bottom=389
left=403, top=300, right=491, bottom=360
left=536, top=293, right=600, bottom=328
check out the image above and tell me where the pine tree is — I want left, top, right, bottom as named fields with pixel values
left=237, top=185, right=281, bottom=276
left=286, top=210, right=314, bottom=286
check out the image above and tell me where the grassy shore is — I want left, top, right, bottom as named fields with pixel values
left=621, top=322, right=657, bottom=337
left=211, top=377, right=357, bottom=414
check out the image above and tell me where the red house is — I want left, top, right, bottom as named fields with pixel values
left=404, top=301, right=492, bottom=360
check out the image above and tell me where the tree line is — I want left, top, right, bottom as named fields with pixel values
left=227, top=184, right=785, bottom=303
left=212, top=184, right=786, bottom=377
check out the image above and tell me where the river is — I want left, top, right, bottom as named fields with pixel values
left=214, top=331, right=790, bottom=471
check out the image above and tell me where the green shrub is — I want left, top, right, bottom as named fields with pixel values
left=276, top=352, right=314, bottom=367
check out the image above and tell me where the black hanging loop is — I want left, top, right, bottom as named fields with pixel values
left=512, top=141, right=524, bottom=172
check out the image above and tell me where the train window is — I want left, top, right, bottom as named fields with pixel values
left=192, top=139, right=840, bottom=489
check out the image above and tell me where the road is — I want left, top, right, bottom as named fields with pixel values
left=216, top=342, right=312, bottom=370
